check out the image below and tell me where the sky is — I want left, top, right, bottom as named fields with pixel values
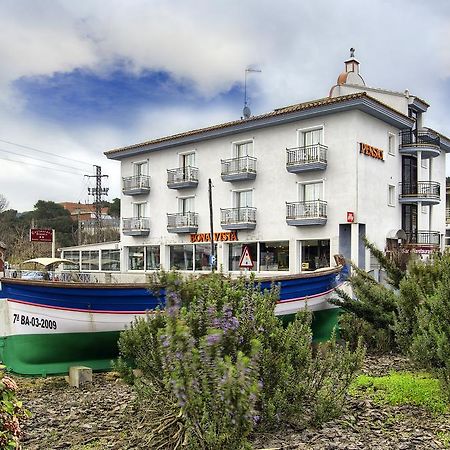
left=1, top=0, right=450, bottom=212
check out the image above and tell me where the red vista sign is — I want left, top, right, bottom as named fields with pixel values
left=30, top=229, right=53, bottom=243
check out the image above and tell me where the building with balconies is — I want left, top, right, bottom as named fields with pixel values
left=103, top=51, right=450, bottom=275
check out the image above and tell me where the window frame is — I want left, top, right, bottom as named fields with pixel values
left=388, top=132, right=396, bottom=156
left=296, top=125, right=325, bottom=147
left=388, top=184, right=396, bottom=207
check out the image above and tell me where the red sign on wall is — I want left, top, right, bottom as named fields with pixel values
left=30, top=229, right=53, bottom=243
left=346, top=212, right=355, bottom=223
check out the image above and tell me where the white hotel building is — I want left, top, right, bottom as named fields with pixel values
left=95, top=54, right=450, bottom=276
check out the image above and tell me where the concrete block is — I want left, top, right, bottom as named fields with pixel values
left=67, top=366, right=93, bottom=388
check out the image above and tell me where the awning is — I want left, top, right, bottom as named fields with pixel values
left=386, top=229, right=407, bottom=240
left=20, top=258, right=76, bottom=267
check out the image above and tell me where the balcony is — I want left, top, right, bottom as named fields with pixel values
left=167, top=166, right=198, bottom=189
left=122, top=175, right=151, bottom=195
left=167, top=212, right=199, bottom=233
left=399, top=130, right=440, bottom=159
left=286, top=144, right=327, bottom=173
left=405, top=230, right=440, bottom=247
left=286, top=200, right=327, bottom=226
left=447, top=208, right=450, bottom=225
left=221, top=156, right=257, bottom=182
left=220, top=207, right=256, bottom=230
left=399, top=181, right=440, bottom=205
left=122, top=217, right=150, bottom=236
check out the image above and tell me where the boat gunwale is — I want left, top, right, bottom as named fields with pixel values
left=0, top=266, right=342, bottom=290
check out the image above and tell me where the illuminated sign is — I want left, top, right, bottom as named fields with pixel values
left=359, top=143, right=384, bottom=161
left=347, top=212, right=355, bottom=223
left=190, top=231, right=237, bottom=243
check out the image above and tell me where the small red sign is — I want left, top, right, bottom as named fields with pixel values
left=30, top=229, right=53, bottom=243
left=239, top=245, right=254, bottom=269
left=346, top=212, right=355, bottom=223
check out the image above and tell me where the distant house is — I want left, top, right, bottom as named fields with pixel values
left=59, top=202, right=109, bottom=222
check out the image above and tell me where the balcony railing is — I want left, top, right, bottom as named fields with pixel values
left=399, top=130, right=441, bottom=158
left=122, top=175, right=151, bottom=195
left=286, top=200, right=327, bottom=226
left=447, top=208, right=450, bottom=224
left=286, top=144, right=327, bottom=173
left=221, top=156, right=257, bottom=181
left=405, top=230, right=440, bottom=246
left=399, top=181, right=440, bottom=203
left=400, top=130, right=440, bottom=147
left=220, top=207, right=256, bottom=230
left=167, top=166, right=199, bottom=189
left=122, top=217, right=150, bottom=236
left=167, top=212, right=198, bottom=233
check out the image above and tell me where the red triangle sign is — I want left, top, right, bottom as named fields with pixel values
left=239, top=245, right=254, bottom=268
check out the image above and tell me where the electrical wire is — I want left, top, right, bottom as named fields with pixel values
left=0, top=155, right=85, bottom=176
left=0, top=138, right=93, bottom=167
left=0, top=147, right=86, bottom=173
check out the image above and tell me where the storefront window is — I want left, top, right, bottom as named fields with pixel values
left=229, top=243, right=257, bottom=271
left=301, top=240, right=330, bottom=271
left=128, top=246, right=144, bottom=270
left=81, top=250, right=99, bottom=271
left=101, top=249, right=120, bottom=271
left=195, top=244, right=217, bottom=271
left=170, top=245, right=194, bottom=270
left=259, top=241, right=289, bottom=271
left=62, top=250, right=80, bottom=270
left=146, top=246, right=160, bottom=270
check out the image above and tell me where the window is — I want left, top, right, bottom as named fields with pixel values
left=178, top=196, right=195, bottom=214
left=388, top=185, right=395, bottom=207
left=133, top=161, right=148, bottom=176
left=301, top=240, right=330, bottom=271
left=233, top=190, right=253, bottom=208
left=128, top=246, right=144, bottom=270
left=259, top=241, right=289, bottom=271
left=101, top=249, right=120, bottom=271
left=234, top=141, right=253, bottom=158
left=145, top=246, right=160, bottom=270
left=62, top=250, right=80, bottom=270
left=229, top=243, right=257, bottom=271
left=388, top=133, right=395, bottom=156
left=133, top=202, right=146, bottom=218
left=299, top=182, right=323, bottom=201
left=180, top=152, right=196, bottom=168
left=301, top=128, right=323, bottom=147
left=81, top=250, right=99, bottom=271
left=195, top=244, right=217, bottom=271
left=170, top=245, right=194, bottom=270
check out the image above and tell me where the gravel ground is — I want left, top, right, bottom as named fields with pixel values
left=16, top=355, right=450, bottom=450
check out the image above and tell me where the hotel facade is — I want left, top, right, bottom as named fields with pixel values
left=64, top=54, right=450, bottom=276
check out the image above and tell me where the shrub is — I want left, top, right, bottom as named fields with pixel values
left=0, top=366, right=30, bottom=449
left=117, top=272, right=364, bottom=448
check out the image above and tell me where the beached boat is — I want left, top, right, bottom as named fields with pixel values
left=0, top=263, right=348, bottom=375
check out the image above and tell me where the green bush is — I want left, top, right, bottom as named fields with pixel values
left=0, top=366, right=30, bottom=449
left=117, top=272, right=364, bottom=448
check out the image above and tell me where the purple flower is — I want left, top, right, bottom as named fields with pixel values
left=206, top=333, right=221, bottom=346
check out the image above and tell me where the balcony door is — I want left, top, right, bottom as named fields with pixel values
left=180, top=153, right=195, bottom=180
left=299, top=182, right=323, bottom=202
left=402, top=156, right=417, bottom=194
left=179, top=196, right=195, bottom=214
left=402, top=204, right=417, bottom=239
left=134, top=161, right=147, bottom=177
left=301, top=128, right=323, bottom=147
left=234, top=141, right=253, bottom=158
left=134, top=202, right=146, bottom=218
left=234, top=190, right=253, bottom=208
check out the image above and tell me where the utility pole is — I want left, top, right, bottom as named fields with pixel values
left=85, top=165, right=109, bottom=242
left=208, top=178, right=215, bottom=271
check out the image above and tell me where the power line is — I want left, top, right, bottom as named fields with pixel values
left=0, top=147, right=86, bottom=172
left=0, top=138, right=93, bottom=167
left=0, top=155, right=85, bottom=176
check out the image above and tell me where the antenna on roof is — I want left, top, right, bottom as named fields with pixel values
left=350, top=47, right=355, bottom=58
left=243, top=68, right=261, bottom=119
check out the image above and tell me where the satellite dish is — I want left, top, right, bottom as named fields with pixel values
left=243, top=106, right=251, bottom=119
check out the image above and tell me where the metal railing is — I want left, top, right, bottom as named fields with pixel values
left=286, top=200, right=327, bottom=219
left=400, top=130, right=440, bottom=147
left=220, top=207, right=256, bottom=225
left=167, top=212, right=198, bottom=228
left=405, top=231, right=440, bottom=246
left=399, top=181, right=440, bottom=198
left=122, top=175, right=150, bottom=191
left=286, top=144, right=327, bottom=166
left=167, top=166, right=198, bottom=184
left=447, top=208, right=450, bottom=224
left=122, top=217, right=150, bottom=232
left=221, top=156, right=257, bottom=175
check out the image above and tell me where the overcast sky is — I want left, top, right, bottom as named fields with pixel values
left=1, top=0, right=449, bottom=212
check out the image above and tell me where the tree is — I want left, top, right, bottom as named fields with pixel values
left=108, top=198, right=120, bottom=218
left=0, top=194, right=8, bottom=213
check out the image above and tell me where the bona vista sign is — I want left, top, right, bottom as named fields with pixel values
left=359, top=142, right=384, bottom=161
left=190, top=232, right=237, bottom=243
